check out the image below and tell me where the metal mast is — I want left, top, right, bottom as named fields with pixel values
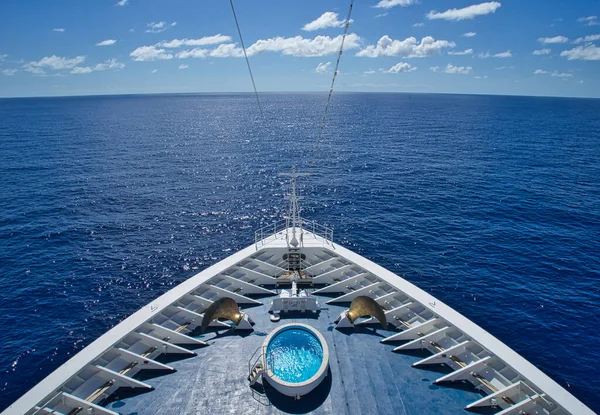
left=278, top=167, right=309, bottom=248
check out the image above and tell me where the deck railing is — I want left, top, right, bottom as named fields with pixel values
left=254, top=218, right=334, bottom=248
left=248, top=345, right=267, bottom=377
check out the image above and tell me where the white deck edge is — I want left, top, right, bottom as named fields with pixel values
left=3, top=227, right=595, bottom=415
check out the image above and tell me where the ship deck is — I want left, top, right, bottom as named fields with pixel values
left=7, top=226, right=592, bottom=415
left=103, top=293, right=486, bottom=415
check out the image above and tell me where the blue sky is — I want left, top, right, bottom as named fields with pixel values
left=0, top=0, right=599, bottom=98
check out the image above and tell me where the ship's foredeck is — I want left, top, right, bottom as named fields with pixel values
left=4, top=225, right=594, bottom=415
left=103, top=294, right=485, bottom=415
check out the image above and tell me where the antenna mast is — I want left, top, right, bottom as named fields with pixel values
left=278, top=167, right=309, bottom=248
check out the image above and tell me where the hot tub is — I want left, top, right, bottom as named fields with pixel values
left=262, top=323, right=329, bottom=398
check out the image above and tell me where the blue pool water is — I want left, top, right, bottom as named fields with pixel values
left=0, top=93, right=599, bottom=412
left=266, top=327, right=323, bottom=383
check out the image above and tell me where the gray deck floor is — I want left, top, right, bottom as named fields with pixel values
left=104, top=294, right=486, bottom=415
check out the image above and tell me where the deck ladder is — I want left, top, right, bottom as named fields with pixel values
left=247, top=346, right=267, bottom=386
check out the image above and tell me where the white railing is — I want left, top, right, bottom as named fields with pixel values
left=248, top=345, right=267, bottom=376
left=254, top=218, right=334, bottom=248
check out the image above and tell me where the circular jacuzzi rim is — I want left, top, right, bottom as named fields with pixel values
left=263, top=323, right=329, bottom=389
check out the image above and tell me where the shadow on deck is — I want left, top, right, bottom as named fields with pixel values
left=263, top=368, right=333, bottom=414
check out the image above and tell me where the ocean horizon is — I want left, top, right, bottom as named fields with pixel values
left=2, top=90, right=600, bottom=100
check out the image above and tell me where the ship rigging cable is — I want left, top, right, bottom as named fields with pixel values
left=229, top=0, right=263, bottom=117
left=310, top=0, right=355, bottom=169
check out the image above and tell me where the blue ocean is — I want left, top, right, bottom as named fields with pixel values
left=0, top=93, right=598, bottom=413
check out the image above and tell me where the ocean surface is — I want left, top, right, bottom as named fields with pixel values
left=0, top=92, right=598, bottom=413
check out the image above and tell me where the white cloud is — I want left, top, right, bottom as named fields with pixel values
left=375, top=0, right=417, bottom=8
left=238, top=34, right=360, bottom=57
left=551, top=72, right=572, bottom=78
left=53, top=28, right=65, bottom=32
left=132, top=34, right=360, bottom=61
left=314, top=61, right=332, bottom=73
left=462, top=32, right=477, bottom=37
left=413, top=22, right=424, bottom=27
left=94, top=58, right=125, bottom=71
left=157, top=35, right=232, bottom=48
left=534, top=69, right=573, bottom=77
left=171, top=22, right=177, bottom=27
left=443, top=63, right=472, bottom=74
left=0, top=54, right=7, bottom=61
left=430, top=64, right=472, bottom=74
left=357, top=35, right=455, bottom=58
left=23, top=67, right=45, bottom=75
left=560, top=44, right=600, bottom=60
left=578, top=16, right=598, bottom=26
left=251, top=34, right=361, bottom=56
left=178, top=48, right=209, bottom=59
left=145, top=21, right=175, bottom=33
left=152, top=69, right=158, bottom=73
left=71, top=67, right=92, bottom=74
left=23, top=55, right=86, bottom=75
left=146, top=22, right=166, bottom=33
left=427, top=2, right=501, bottom=21
left=478, top=51, right=491, bottom=58
left=475, top=75, right=488, bottom=79
left=71, top=58, right=125, bottom=74
left=116, top=0, right=128, bottom=6
left=178, top=64, right=188, bottom=69
left=208, top=44, right=242, bottom=58
left=1, top=68, right=17, bottom=76
left=129, top=35, right=232, bottom=61
left=532, top=48, right=551, bottom=55
left=494, top=50, right=512, bottom=58
left=130, top=45, right=174, bottom=61
left=302, top=12, right=349, bottom=31
left=364, top=69, right=376, bottom=75
left=448, top=48, right=473, bottom=55
left=573, top=34, right=600, bottom=44
left=21, top=58, right=121, bottom=77
left=495, top=66, right=514, bottom=70
left=375, top=13, right=388, bottom=18
left=385, top=62, right=417, bottom=73
left=96, top=39, right=117, bottom=46
left=538, top=36, right=568, bottom=44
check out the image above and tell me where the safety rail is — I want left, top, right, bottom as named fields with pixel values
left=247, top=345, right=270, bottom=406
left=248, top=345, right=267, bottom=376
left=254, top=218, right=334, bottom=248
